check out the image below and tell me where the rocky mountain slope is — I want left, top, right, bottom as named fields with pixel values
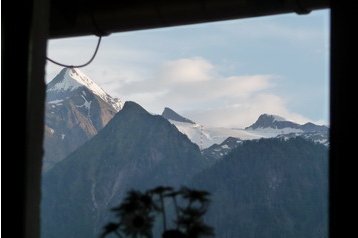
left=43, top=68, right=123, bottom=172
left=41, top=101, right=206, bottom=238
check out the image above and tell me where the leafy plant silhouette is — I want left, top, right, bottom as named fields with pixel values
left=101, top=186, right=214, bottom=238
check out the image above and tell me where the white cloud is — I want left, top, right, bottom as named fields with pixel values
left=184, top=93, right=312, bottom=128
left=115, top=57, right=313, bottom=128
left=45, top=11, right=329, bottom=127
left=46, top=37, right=320, bottom=128
left=45, top=35, right=162, bottom=97
left=160, top=57, right=215, bottom=83
left=118, top=58, right=271, bottom=105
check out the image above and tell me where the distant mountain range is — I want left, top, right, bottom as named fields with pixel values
left=42, top=100, right=328, bottom=238
left=163, top=109, right=329, bottom=156
left=41, top=68, right=328, bottom=238
left=161, top=108, right=261, bottom=149
left=43, top=68, right=328, bottom=171
left=43, top=68, right=328, bottom=167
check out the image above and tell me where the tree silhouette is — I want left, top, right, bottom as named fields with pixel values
left=109, top=190, right=155, bottom=238
left=101, top=186, right=214, bottom=238
left=149, top=186, right=174, bottom=232
left=164, top=190, right=182, bottom=228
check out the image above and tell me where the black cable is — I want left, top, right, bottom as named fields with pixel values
left=46, top=36, right=102, bottom=68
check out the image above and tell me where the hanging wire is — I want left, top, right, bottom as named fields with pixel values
left=46, top=36, right=102, bottom=68
left=47, top=1, right=109, bottom=68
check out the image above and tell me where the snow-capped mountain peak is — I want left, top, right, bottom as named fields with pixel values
left=47, top=68, right=123, bottom=111
left=245, top=113, right=298, bottom=130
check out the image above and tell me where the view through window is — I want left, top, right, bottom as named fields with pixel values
left=41, top=10, right=330, bottom=238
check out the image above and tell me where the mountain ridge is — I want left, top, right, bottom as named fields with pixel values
left=41, top=101, right=206, bottom=238
left=162, top=110, right=328, bottom=150
left=192, top=137, right=328, bottom=238
left=245, top=113, right=328, bottom=132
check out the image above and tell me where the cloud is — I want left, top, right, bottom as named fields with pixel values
left=115, top=57, right=312, bottom=127
left=45, top=35, right=162, bottom=97
left=119, top=58, right=271, bottom=103
left=184, top=93, right=312, bottom=128
left=160, top=57, right=215, bottom=83
left=45, top=36, right=319, bottom=128
left=45, top=11, right=329, bottom=127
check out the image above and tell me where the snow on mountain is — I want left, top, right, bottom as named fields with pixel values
left=276, top=132, right=329, bottom=146
left=169, top=120, right=261, bottom=149
left=48, top=99, right=64, bottom=104
left=164, top=110, right=328, bottom=150
left=202, top=137, right=243, bottom=160
left=245, top=127, right=304, bottom=137
left=43, top=68, right=123, bottom=172
left=171, top=119, right=305, bottom=149
left=243, top=114, right=329, bottom=147
left=162, top=108, right=260, bottom=149
left=246, top=113, right=328, bottom=134
left=47, top=68, right=123, bottom=111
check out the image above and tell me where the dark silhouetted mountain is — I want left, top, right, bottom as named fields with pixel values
left=162, top=107, right=195, bottom=124
left=41, top=101, right=206, bottom=238
left=192, top=137, right=328, bottom=238
left=43, top=68, right=123, bottom=172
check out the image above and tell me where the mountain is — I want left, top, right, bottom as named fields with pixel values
left=41, top=102, right=328, bottom=238
left=163, top=111, right=329, bottom=150
left=245, top=114, right=293, bottom=130
left=245, top=113, right=328, bottom=133
left=198, top=114, right=329, bottom=159
left=43, top=68, right=123, bottom=172
left=162, top=107, right=195, bottom=124
left=244, top=113, right=329, bottom=147
left=46, top=68, right=122, bottom=111
left=301, top=122, right=329, bottom=133
left=276, top=131, right=329, bottom=146
left=162, top=108, right=261, bottom=149
left=41, top=101, right=206, bottom=238
left=192, top=137, right=328, bottom=238
left=202, top=137, right=243, bottom=160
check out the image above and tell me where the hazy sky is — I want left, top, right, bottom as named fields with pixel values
left=46, top=10, right=330, bottom=128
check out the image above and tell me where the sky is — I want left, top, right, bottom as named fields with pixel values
left=46, top=10, right=330, bottom=128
